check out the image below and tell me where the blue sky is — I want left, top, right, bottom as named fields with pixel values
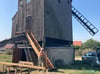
left=0, top=0, right=100, bottom=42
left=0, top=0, right=18, bottom=41
left=73, top=0, right=100, bottom=42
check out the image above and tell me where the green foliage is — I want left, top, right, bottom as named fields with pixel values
left=74, top=39, right=100, bottom=50
left=74, top=46, right=81, bottom=50
left=82, top=39, right=100, bottom=49
left=6, top=50, right=13, bottom=55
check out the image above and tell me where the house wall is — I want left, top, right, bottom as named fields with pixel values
left=47, top=47, right=74, bottom=66
left=44, top=0, right=72, bottom=41
left=12, top=12, right=18, bottom=37
left=17, top=0, right=25, bottom=32
left=31, top=0, right=44, bottom=41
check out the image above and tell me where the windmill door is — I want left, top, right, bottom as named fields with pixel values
left=26, top=16, right=32, bottom=32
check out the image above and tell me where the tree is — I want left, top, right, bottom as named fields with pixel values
left=82, top=39, right=100, bottom=49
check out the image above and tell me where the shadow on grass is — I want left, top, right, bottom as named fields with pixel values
left=0, top=72, right=6, bottom=74
left=60, top=60, right=100, bottom=71
left=49, top=69, right=64, bottom=73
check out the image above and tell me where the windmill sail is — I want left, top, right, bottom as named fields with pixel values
left=72, top=6, right=99, bottom=36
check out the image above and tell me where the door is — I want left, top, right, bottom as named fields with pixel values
left=26, top=16, right=32, bottom=32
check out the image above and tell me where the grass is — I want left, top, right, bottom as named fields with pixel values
left=0, top=54, right=12, bottom=62
left=61, top=60, right=100, bottom=74
left=0, top=54, right=100, bottom=74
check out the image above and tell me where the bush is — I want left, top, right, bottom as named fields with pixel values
left=74, top=46, right=81, bottom=50
left=6, top=50, right=13, bottom=55
left=75, top=49, right=95, bottom=56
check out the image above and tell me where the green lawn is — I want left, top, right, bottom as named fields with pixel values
left=0, top=54, right=100, bottom=74
left=61, top=60, right=100, bottom=74
left=0, top=54, right=12, bottom=62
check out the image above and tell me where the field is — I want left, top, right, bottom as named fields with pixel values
left=0, top=54, right=100, bottom=74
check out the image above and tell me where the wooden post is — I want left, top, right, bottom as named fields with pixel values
left=15, top=67, right=17, bottom=74
left=3, top=64, right=5, bottom=72
left=7, top=66, right=10, bottom=74
left=20, top=68, right=23, bottom=74
left=46, top=58, right=48, bottom=68
left=28, top=68, right=31, bottom=74
left=5, top=65, right=7, bottom=72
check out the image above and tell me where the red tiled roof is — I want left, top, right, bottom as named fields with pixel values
left=73, top=41, right=82, bottom=46
left=4, top=44, right=14, bottom=49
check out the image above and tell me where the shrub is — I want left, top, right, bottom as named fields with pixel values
left=6, top=50, right=13, bottom=55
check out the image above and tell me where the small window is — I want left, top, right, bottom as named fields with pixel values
left=26, top=0, right=30, bottom=3
left=87, top=52, right=96, bottom=57
left=87, top=53, right=92, bottom=56
left=91, top=53, right=96, bottom=57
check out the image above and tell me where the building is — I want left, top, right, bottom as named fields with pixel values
left=12, top=0, right=74, bottom=66
left=73, top=41, right=82, bottom=46
left=12, top=0, right=73, bottom=46
left=4, top=44, right=14, bottom=50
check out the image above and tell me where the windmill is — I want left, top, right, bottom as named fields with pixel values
left=1, top=0, right=99, bottom=71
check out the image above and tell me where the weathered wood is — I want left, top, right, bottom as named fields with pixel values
left=0, top=62, right=46, bottom=70
left=19, top=61, right=34, bottom=66
left=30, top=33, right=41, bottom=49
left=3, top=64, right=5, bottom=72
left=7, top=66, right=10, bottom=74
left=26, top=33, right=40, bottom=56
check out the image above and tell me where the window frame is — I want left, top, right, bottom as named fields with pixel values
left=26, top=0, right=30, bottom=3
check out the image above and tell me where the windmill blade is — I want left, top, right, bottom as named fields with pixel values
left=72, top=6, right=99, bottom=36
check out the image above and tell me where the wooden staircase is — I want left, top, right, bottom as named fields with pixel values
left=26, top=32, right=55, bottom=69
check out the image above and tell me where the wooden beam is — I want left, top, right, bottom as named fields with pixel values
left=19, top=61, right=34, bottom=66
left=30, top=33, right=41, bottom=49
left=26, top=33, right=40, bottom=56
left=0, top=62, right=46, bottom=70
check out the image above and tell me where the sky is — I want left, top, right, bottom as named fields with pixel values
left=0, top=0, right=100, bottom=42
left=72, top=0, right=100, bottom=42
left=0, top=0, right=18, bottom=41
